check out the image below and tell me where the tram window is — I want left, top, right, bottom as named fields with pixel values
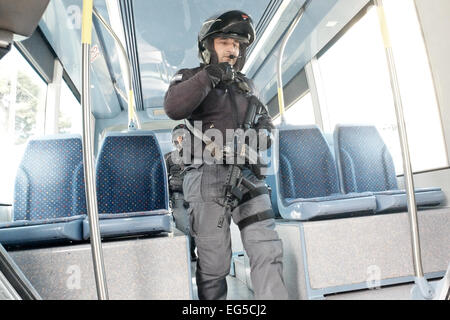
left=273, top=91, right=315, bottom=126
left=57, top=80, right=82, bottom=134
left=317, top=0, right=448, bottom=174
left=0, top=47, right=47, bottom=203
left=382, top=0, right=448, bottom=172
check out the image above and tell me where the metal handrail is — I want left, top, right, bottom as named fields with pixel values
left=276, top=0, right=311, bottom=124
left=0, top=244, right=41, bottom=300
left=81, top=0, right=109, bottom=300
left=374, top=0, right=433, bottom=299
left=92, top=7, right=141, bottom=130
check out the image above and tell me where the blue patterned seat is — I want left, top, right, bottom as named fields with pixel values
left=82, top=131, right=171, bottom=239
left=0, top=135, right=86, bottom=246
left=334, top=125, right=445, bottom=212
left=267, top=125, right=376, bottom=220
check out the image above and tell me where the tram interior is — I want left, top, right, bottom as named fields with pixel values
left=0, top=0, right=449, bottom=300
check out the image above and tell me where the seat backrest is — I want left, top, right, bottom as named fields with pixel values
left=324, top=133, right=335, bottom=159
left=334, top=125, right=398, bottom=193
left=278, top=125, right=340, bottom=199
left=96, top=131, right=168, bottom=214
left=13, top=134, right=86, bottom=221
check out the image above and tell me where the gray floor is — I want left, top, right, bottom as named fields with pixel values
left=226, top=275, right=255, bottom=300
left=190, top=261, right=444, bottom=300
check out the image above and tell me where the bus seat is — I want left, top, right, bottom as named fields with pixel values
left=333, top=125, right=445, bottom=212
left=0, top=135, right=86, bottom=246
left=82, top=131, right=171, bottom=239
left=323, top=133, right=335, bottom=159
left=268, top=125, right=376, bottom=220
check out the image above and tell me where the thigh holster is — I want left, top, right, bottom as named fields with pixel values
left=238, top=186, right=269, bottom=206
left=236, top=185, right=274, bottom=230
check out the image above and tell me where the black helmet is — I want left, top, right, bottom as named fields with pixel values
left=198, top=10, right=255, bottom=72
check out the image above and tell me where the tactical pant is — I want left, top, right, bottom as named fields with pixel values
left=171, top=192, right=196, bottom=259
left=183, top=164, right=288, bottom=300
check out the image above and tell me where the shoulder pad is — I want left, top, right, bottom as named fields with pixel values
left=170, top=67, right=203, bottom=84
left=170, top=73, right=183, bottom=84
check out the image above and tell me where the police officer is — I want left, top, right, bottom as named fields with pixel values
left=164, top=10, right=288, bottom=300
left=164, top=124, right=197, bottom=261
left=164, top=124, right=187, bottom=194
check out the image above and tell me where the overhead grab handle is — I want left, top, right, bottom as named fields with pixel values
left=276, top=0, right=311, bottom=124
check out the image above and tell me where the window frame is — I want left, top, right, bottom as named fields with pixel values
left=311, top=1, right=449, bottom=176
left=0, top=28, right=81, bottom=205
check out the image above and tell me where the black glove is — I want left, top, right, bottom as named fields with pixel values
left=249, top=162, right=268, bottom=180
left=255, top=116, right=275, bottom=132
left=169, top=175, right=184, bottom=192
left=205, top=62, right=235, bottom=86
left=255, top=115, right=274, bottom=151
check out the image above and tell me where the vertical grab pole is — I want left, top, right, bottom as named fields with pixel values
left=374, top=0, right=433, bottom=299
left=276, top=0, right=311, bottom=124
left=81, top=0, right=109, bottom=300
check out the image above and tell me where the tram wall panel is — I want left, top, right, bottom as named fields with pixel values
left=275, top=207, right=450, bottom=298
left=8, top=233, right=192, bottom=300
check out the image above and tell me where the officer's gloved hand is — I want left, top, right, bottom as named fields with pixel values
left=249, top=163, right=267, bottom=180
left=205, top=62, right=235, bottom=86
left=169, top=175, right=183, bottom=192
left=255, top=116, right=274, bottom=131
left=255, top=116, right=275, bottom=151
